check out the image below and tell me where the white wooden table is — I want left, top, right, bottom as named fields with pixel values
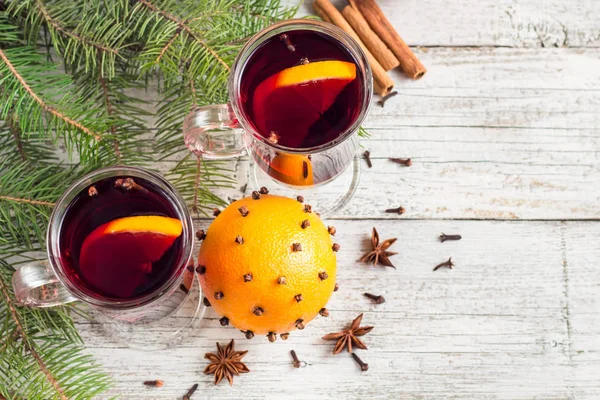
left=82, top=0, right=600, bottom=398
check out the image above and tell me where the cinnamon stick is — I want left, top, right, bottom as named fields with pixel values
left=349, top=0, right=426, bottom=79
left=313, top=0, right=393, bottom=96
left=342, top=5, right=399, bottom=71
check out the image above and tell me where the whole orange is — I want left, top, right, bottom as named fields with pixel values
left=198, top=192, right=338, bottom=340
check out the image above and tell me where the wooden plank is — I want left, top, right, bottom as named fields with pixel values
left=76, top=220, right=599, bottom=399
left=296, top=0, right=600, bottom=48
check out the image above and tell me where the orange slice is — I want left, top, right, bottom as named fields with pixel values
left=268, top=153, right=314, bottom=187
left=79, top=216, right=183, bottom=298
left=252, top=60, right=356, bottom=147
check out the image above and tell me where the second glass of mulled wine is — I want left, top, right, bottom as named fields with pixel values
left=184, top=19, right=372, bottom=216
left=11, top=166, right=201, bottom=349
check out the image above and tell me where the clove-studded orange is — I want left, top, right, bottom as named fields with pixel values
left=198, top=191, right=338, bottom=340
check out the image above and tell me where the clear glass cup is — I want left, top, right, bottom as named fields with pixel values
left=11, top=166, right=203, bottom=349
left=183, top=19, right=372, bottom=217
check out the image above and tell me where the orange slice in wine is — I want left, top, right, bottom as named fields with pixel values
left=251, top=60, right=357, bottom=146
left=79, top=216, right=183, bottom=298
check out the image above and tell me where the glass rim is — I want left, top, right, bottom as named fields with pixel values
left=46, top=165, right=194, bottom=310
left=228, top=19, right=373, bottom=154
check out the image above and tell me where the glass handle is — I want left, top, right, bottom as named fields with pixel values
left=12, top=260, right=77, bottom=307
left=183, top=104, right=248, bottom=159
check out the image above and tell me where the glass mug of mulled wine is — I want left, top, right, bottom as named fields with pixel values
left=183, top=19, right=372, bottom=216
left=11, top=166, right=201, bottom=348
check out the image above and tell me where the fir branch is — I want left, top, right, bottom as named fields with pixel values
left=136, top=0, right=230, bottom=72
left=0, top=278, right=68, bottom=400
left=0, top=194, right=55, bottom=206
left=0, top=47, right=102, bottom=141
left=33, top=0, right=119, bottom=55
left=7, top=116, right=25, bottom=161
left=155, top=26, right=181, bottom=64
left=97, top=59, right=121, bottom=162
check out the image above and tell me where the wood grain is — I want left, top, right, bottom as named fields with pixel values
left=78, top=220, right=600, bottom=399
left=299, top=0, right=600, bottom=48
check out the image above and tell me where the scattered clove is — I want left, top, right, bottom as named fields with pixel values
left=433, top=257, right=454, bottom=271
left=143, top=380, right=164, bottom=387
left=363, top=292, right=385, bottom=304
left=389, top=157, right=412, bottom=166
left=440, top=233, right=462, bottom=242
left=385, top=206, right=405, bottom=215
left=290, top=350, right=301, bottom=368
left=351, top=353, right=369, bottom=372
left=182, top=383, right=198, bottom=400
left=195, top=229, right=206, bottom=240
left=88, top=186, right=98, bottom=196
left=377, top=90, right=398, bottom=107
left=363, top=150, right=372, bottom=168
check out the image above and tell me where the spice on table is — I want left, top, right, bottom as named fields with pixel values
left=389, top=157, right=412, bottom=166
left=182, top=383, right=198, bottom=400
left=204, top=339, right=249, bottom=385
left=349, top=0, right=427, bottom=79
left=143, top=380, right=164, bottom=387
left=351, top=353, right=369, bottom=371
left=290, top=350, right=302, bottom=368
left=385, top=206, right=405, bottom=215
left=440, top=233, right=462, bottom=242
left=363, top=150, right=372, bottom=168
left=359, top=227, right=398, bottom=268
left=433, top=257, right=454, bottom=271
left=312, top=0, right=394, bottom=96
left=377, top=90, right=398, bottom=107
left=322, top=313, right=374, bottom=354
left=342, top=5, right=399, bottom=71
left=363, top=292, right=385, bottom=304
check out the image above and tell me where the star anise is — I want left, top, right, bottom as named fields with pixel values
left=322, top=313, right=374, bottom=355
left=204, top=339, right=249, bottom=385
left=359, top=227, right=398, bottom=268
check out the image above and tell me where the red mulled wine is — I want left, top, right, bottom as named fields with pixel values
left=240, top=28, right=366, bottom=149
left=59, top=176, right=184, bottom=300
